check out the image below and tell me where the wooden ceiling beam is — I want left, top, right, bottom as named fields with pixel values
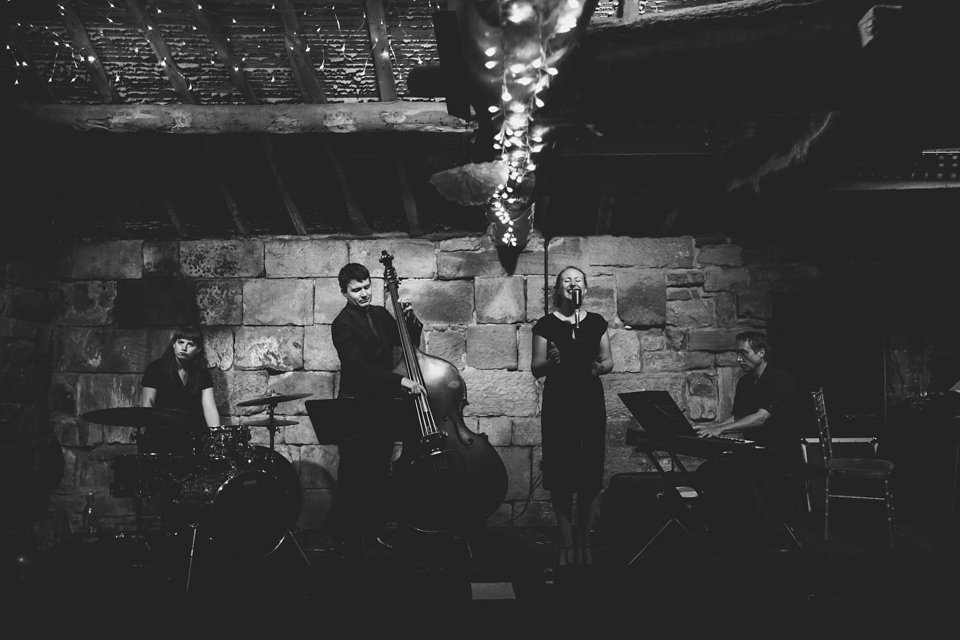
left=58, top=1, right=120, bottom=104
left=364, top=0, right=398, bottom=102
left=125, top=0, right=196, bottom=105
left=393, top=140, right=422, bottom=236
left=5, top=102, right=470, bottom=134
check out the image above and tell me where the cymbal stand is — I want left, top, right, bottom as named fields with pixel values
left=257, top=402, right=311, bottom=568
left=133, top=422, right=145, bottom=534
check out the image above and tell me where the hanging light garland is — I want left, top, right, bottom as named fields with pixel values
left=481, top=0, right=587, bottom=248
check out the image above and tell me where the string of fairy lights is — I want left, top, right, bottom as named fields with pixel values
left=2, top=0, right=442, bottom=99
left=482, top=0, right=587, bottom=248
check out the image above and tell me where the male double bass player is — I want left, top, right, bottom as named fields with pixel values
left=331, top=262, right=424, bottom=551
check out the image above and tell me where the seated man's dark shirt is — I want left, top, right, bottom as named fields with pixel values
left=732, top=363, right=800, bottom=452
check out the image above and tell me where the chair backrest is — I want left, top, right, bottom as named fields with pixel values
left=810, top=387, right=834, bottom=461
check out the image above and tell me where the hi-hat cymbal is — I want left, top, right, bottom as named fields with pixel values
left=236, top=393, right=312, bottom=407
left=80, top=407, right=198, bottom=428
left=244, top=418, right=299, bottom=427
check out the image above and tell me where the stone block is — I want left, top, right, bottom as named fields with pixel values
left=615, top=268, right=666, bottom=328
left=277, top=422, right=318, bottom=445
left=714, top=292, right=738, bottom=326
left=265, top=238, right=348, bottom=277
left=610, top=328, right=642, bottom=373
left=718, top=366, right=738, bottom=419
left=498, top=445, right=532, bottom=501
left=201, top=326, right=234, bottom=371
left=234, top=326, right=304, bottom=372
left=180, top=240, right=264, bottom=278
left=77, top=373, right=140, bottom=415
left=667, top=295, right=716, bottom=329
left=513, top=236, right=585, bottom=277
left=53, top=281, right=116, bottom=326
left=525, top=276, right=552, bottom=322
left=476, top=416, right=512, bottom=446
left=466, top=325, right=518, bottom=370
left=686, top=394, right=719, bottom=421
left=314, top=278, right=353, bottom=324
left=738, top=290, right=773, bottom=319
left=686, top=328, right=743, bottom=352
left=687, top=371, right=717, bottom=397
left=58, top=328, right=149, bottom=373
left=243, top=278, right=314, bottom=325
left=142, top=241, right=180, bottom=277
left=349, top=239, right=436, bottom=279
left=5, top=286, right=55, bottom=323
left=424, top=329, right=466, bottom=370
left=640, top=329, right=666, bottom=352
left=397, top=279, right=474, bottom=325
left=511, top=416, right=541, bottom=446
left=697, top=244, right=742, bottom=266
left=265, top=370, right=336, bottom=414
left=71, top=240, right=143, bottom=280
left=518, top=324, right=532, bottom=371
left=195, top=279, right=243, bottom=325
left=48, top=373, right=78, bottom=418
left=475, top=276, right=525, bottom=323
left=0, top=317, right=40, bottom=339
left=666, top=269, right=706, bottom=287
left=215, top=369, right=269, bottom=417
left=5, top=260, right=48, bottom=290
left=303, top=325, right=341, bottom=371
left=704, top=266, right=750, bottom=292
left=460, top=369, right=539, bottom=417
left=583, top=235, right=695, bottom=269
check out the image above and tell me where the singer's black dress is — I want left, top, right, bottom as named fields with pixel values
left=533, top=311, right=609, bottom=493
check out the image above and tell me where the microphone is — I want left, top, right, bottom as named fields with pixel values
left=570, top=287, right=583, bottom=308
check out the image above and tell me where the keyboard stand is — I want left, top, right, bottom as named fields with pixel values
left=627, top=436, right=723, bottom=568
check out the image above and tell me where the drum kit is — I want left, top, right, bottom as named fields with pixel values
left=81, top=392, right=312, bottom=592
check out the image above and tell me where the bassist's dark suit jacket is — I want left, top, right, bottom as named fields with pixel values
left=330, top=301, right=422, bottom=534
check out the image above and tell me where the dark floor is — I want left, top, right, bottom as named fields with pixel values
left=7, top=501, right=960, bottom=633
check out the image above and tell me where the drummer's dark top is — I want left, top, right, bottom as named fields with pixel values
left=142, top=359, right=214, bottom=417
left=141, top=359, right=213, bottom=454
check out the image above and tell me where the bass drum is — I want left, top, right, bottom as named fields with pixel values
left=166, top=447, right=301, bottom=558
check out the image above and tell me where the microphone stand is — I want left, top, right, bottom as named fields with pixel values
left=571, top=288, right=582, bottom=329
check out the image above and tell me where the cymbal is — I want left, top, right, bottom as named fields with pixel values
left=236, top=392, right=312, bottom=407
left=244, top=418, right=299, bottom=427
left=80, top=407, right=198, bottom=428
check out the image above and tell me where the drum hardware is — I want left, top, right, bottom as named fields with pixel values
left=82, top=407, right=199, bottom=534
left=236, top=392, right=313, bottom=407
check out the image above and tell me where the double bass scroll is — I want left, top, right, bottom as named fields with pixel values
left=380, top=250, right=509, bottom=533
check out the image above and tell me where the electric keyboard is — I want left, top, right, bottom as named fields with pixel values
left=625, top=427, right=761, bottom=459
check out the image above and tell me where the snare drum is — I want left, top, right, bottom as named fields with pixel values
left=198, top=425, right=252, bottom=463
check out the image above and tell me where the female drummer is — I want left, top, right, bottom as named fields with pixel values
left=140, top=325, right=221, bottom=453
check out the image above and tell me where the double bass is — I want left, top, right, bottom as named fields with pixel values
left=380, top=250, right=509, bottom=533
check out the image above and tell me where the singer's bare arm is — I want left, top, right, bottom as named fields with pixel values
left=591, top=330, right=614, bottom=376
left=532, top=334, right=560, bottom=379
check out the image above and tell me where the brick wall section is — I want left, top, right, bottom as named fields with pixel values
left=44, top=232, right=827, bottom=534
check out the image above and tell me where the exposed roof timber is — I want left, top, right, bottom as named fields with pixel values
left=125, top=0, right=196, bottom=105
left=279, top=0, right=327, bottom=104
left=186, top=0, right=258, bottom=105
left=59, top=0, right=120, bottom=104
left=365, top=0, right=399, bottom=102
left=3, top=102, right=471, bottom=134
left=2, top=32, right=58, bottom=103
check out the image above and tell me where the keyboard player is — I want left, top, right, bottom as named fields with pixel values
left=693, top=331, right=803, bottom=551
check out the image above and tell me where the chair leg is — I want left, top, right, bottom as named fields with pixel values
left=885, top=479, right=896, bottom=546
left=823, top=476, right=830, bottom=541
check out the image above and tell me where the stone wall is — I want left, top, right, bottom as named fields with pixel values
left=45, top=231, right=823, bottom=535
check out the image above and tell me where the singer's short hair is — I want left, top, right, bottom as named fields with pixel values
left=552, top=266, right=588, bottom=309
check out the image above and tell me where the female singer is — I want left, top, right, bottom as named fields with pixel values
left=140, top=326, right=220, bottom=453
left=531, top=266, right=614, bottom=566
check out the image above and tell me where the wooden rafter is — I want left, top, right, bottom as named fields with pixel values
left=125, top=0, right=196, bottom=105
left=159, top=189, right=187, bottom=237
left=392, top=140, right=422, bottom=236
left=3, top=32, right=59, bottom=103
left=58, top=1, right=120, bottom=104
left=596, top=195, right=614, bottom=234
left=186, top=0, right=257, bottom=105
left=278, top=0, right=326, bottom=104
left=364, top=0, right=399, bottom=102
